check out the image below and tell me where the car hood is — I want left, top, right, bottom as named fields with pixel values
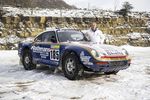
left=65, top=41, right=124, bottom=56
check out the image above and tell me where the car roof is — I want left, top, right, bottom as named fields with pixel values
left=46, top=27, right=79, bottom=32
left=35, top=28, right=80, bottom=38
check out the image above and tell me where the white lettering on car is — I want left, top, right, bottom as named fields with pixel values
left=31, top=46, right=60, bottom=61
left=31, top=46, right=49, bottom=53
left=80, top=51, right=93, bottom=65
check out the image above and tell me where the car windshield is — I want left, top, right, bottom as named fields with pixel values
left=57, top=31, right=87, bottom=42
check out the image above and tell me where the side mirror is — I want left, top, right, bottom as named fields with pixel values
left=51, top=36, right=57, bottom=43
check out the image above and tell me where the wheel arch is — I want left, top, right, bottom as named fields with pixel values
left=22, top=46, right=36, bottom=70
left=22, top=46, right=31, bottom=56
left=61, top=49, right=82, bottom=67
left=21, top=46, right=32, bottom=63
left=61, top=49, right=84, bottom=80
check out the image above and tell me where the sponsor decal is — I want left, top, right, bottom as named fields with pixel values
left=49, top=49, right=59, bottom=61
left=31, top=46, right=49, bottom=59
left=31, top=45, right=60, bottom=61
left=31, top=46, right=49, bottom=53
left=80, top=51, right=93, bottom=65
left=50, top=45, right=60, bottom=61
left=51, top=45, right=60, bottom=49
left=105, top=49, right=122, bottom=55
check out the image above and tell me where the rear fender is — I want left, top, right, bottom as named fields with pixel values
left=18, top=42, right=33, bottom=59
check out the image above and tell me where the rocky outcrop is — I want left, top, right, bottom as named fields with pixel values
left=0, top=14, right=150, bottom=50
left=0, top=15, right=148, bottom=36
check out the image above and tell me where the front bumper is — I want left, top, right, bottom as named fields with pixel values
left=88, top=60, right=131, bottom=72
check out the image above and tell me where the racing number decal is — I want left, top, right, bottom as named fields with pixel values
left=50, top=49, right=59, bottom=61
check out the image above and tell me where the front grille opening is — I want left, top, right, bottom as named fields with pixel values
left=110, top=61, right=128, bottom=67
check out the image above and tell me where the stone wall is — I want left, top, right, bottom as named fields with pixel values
left=0, top=15, right=150, bottom=49
left=0, top=16, right=148, bottom=37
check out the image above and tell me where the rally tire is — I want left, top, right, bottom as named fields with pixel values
left=62, top=52, right=83, bottom=80
left=22, top=50, right=36, bottom=70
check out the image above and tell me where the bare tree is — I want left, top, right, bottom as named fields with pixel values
left=118, top=1, right=133, bottom=20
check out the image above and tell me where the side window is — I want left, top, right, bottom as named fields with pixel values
left=42, top=31, right=57, bottom=43
left=34, top=34, right=42, bottom=42
left=34, top=31, right=57, bottom=43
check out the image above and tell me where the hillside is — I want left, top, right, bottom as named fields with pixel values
left=0, top=0, right=76, bottom=9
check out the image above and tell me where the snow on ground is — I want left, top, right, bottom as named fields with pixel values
left=0, top=46, right=150, bottom=100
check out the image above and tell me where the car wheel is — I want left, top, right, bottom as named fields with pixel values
left=23, top=50, right=36, bottom=70
left=105, top=71, right=119, bottom=75
left=62, top=53, right=83, bottom=80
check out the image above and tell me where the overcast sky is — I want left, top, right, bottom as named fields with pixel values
left=64, top=0, right=150, bottom=12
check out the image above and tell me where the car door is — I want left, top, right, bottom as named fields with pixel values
left=32, top=31, right=60, bottom=66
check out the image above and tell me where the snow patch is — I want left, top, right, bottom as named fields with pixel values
left=0, top=46, right=150, bottom=100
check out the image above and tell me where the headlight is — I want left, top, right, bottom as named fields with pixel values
left=122, top=49, right=129, bottom=55
left=91, top=50, right=99, bottom=57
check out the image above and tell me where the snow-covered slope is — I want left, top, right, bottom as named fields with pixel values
left=0, top=46, right=150, bottom=100
left=2, top=6, right=150, bottom=18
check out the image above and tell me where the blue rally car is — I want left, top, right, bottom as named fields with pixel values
left=18, top=29, right=131, bottom=80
